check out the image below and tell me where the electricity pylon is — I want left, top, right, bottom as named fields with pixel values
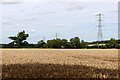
left=96, top=13, right=103, bottom=48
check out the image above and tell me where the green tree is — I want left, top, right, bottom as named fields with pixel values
left=8, top=30, right=29, bottom=47
left=61, top=39, right=68, bottom=47
left=106, top=38, right=118, bottom=48
left=47, top=39, right=55, bottom=48
left=37, top=40, right=46, bottom=48
left=7, top=42, right=15, bottom=48
left=64, top=42, right=73, bottom=48
left=55, top=38, right=62, bottom=48
left=43, top=44, right=48, bottom=48
left=47, top=38, right=62, bottom=48
left=81, top=40, right=88, bottom=48
left=70, top=37, right=81, bottom=48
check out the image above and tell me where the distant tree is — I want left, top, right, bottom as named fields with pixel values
left=81, top=40, right=88, bottom=48
left=37, top=40, right=46, bottom=48
left=29, top=44, right=35, bottom=48
left=55, top=38, right=62, bottom=48
left=118, top=39, right=120, bottom=44
left=106, top=38, right=118, bottom=48
left=64, top=42, right=73, bottom=48
left=47, top=39, right=55, bottom=48
left=70, top=37, right=81, bottom=48
left=8, top=30, right=29, bottom=47
left=8, top=42, right=15, bottom=48
left=22, top=41, right=29, bottom=47
left=61, top=39, right=68, bottom=47
left=47, top=38, right=62, bottom=48
left=43, top=44, right=48, bottom=48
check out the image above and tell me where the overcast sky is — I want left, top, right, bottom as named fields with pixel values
left=0, top=0, right=118, bottom=44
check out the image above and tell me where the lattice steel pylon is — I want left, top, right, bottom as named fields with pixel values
left=96, top=13, right=103, bottom=42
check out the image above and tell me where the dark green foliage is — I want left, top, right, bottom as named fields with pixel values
left=61, top=39, right=68, bottom=46
left=47, top=39, right=55, bottom=48
left=8, top=30, right=29, bottom=47
left=47, top=38, right=62, bottom=48
left=36, top=40, right=46, bottom=48
left=64, top=42, right=73, bottom=48
left=106, top=38, right=118, bottom=48
left=55, top=38, right=62, bottom=48
left=28, top=44, right=36, bottom=48
left=91, top=40, right=109, bottom=44
left=81, top=40, right=88, bottom=48
left=2, top=30, right=119, bottom=49
left=2, top=42, right=15, bottom=48
left=101, top=46, right=107, bottom=49
left=43, top=44, right=47, bottom=48
left=8, top=42, right=15, bottom=48
left=70, top=37, right=81, bottom=48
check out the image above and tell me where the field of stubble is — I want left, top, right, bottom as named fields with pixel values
left=2, top=49, right=119, bottom=78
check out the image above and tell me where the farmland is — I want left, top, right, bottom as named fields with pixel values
left=2, top=49, right=119, bottom=78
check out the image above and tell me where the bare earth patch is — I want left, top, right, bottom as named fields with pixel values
left=2, top=49, right=119, bottom=78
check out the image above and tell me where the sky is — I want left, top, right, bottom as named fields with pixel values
left=0, top=0, right=118, bottom=44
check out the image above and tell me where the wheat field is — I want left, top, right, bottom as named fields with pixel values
left=2, top=49, right=119, bottom=78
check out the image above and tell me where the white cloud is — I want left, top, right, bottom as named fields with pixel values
left=23, top=17, right=38, bottom=20
left=31, top=17, right=38, bottom=20
left=54, top=24, right=65, bottom=27
left=72, top=20, right=84, bottom=25
left=40, top=11, right=56, bottom=15
left=66, top=3, right=85, bottom=11
left=0, top=0, right=23, bottom=4
left=24, top=0, right=119, bottom=2
left=31, top=29, right=35, bottom=33
left=0, top=20, right=14, bottom=25
left=79, top=20, right=83, bottom=23
left=36, top=22, right=44, bottom=25
left=15, top=24, right=26, bottom=28
left=0, top=0, right=118, bottom=3
left=79, top=0, right=119, bottom=2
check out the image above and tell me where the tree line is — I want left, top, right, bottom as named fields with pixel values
left=1, top=30, right=120, bottom=49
